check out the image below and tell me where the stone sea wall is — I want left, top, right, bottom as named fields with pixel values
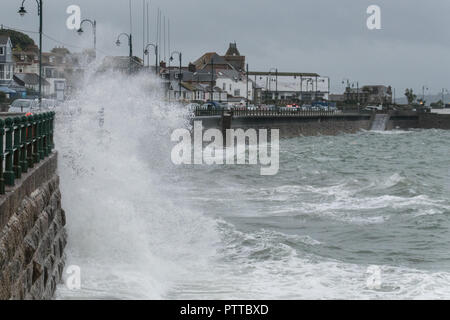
left=418, top=113, right=450, bottom=130
left=0, top=152, right=66, bottom=300
left=230, top=115, right=372, bottom=137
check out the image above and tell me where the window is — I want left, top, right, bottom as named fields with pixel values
left=234, top=89, right=240, bottom=97
left=6, top=64, right=12, bottom=79
left=20, top=54, right=25, bottom=61
left=223, top=83, right=226, bottom=91
left=49, top=56, right=55, bottom=63
left=45, top=68, right=53, bottom=78
left=0, top=46, right=4, bottom=55
left=0, top=64, right=4, bottom=79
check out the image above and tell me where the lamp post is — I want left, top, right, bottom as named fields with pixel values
left=115, top=33, right=133, bottom=74
left=422, top=85, right=428, bottom=103
left=170, top=51, right=182, bottom=101
left=210, top=58, right=214, bottom=102
left=18, top=0, right=43, bottom=106
left=269, top=68, right=278, bottom=105
left=442, top=88, right=449, bottom=106
left=246, top=64, right=249, bottom=108
left=144, top=43, right=158, bottom=75
left=77, top=18, right=97, bottom=58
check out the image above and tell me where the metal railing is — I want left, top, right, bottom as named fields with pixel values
left=0, top=112, right=55, bottom=195
left=194, top=107, right=341, bottom=117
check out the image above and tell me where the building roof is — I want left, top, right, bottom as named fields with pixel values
left=216, top=69, right=242, bottom=81
left=193, top=52, right=232, bottom=70
left=0, top=36, right=10, bottom=45
left=248, top=71, right=320, bottom=77
left=225, top=42, right=241, bottom=56
left=14, top=73, right=50, bottom=86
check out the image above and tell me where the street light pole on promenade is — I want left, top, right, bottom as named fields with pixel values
left=77, top=19, right=97, bottom=58
left=19, top=0, right=43, bottom=106
left=170, top=51, right=182, bottom=101
left=116, top=33, right=133, bottom=74
left=422, top=86, right=428, bottom=103
left=210, top=58, right=214, bottom=102
left=144, top=43, right=158, bottom=75
left=269, top=68, right=278, bottom=105
left=442, top=88, right=448, bottom=106
left=246, top=64, right=249, bottom=108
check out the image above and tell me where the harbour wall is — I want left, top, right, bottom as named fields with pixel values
left=0, top=112, right=66, bottom=300
left=197, top=111, right=450, bottom=137
left=197, top=114, right=373, bottom=137
left=0, top=152, right=66, bottom=300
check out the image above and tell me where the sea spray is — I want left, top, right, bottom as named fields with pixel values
left=55, top=71, right=220, bottom=299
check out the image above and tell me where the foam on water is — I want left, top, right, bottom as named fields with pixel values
left=54, top=71, right=450, bottom=300
left=55, top=72, right=220, bottom=299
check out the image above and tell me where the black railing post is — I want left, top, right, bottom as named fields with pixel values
left=13, top=117, right=22, bottom=180
left=0, top=119, right=4, bottom=194
left=38, top=114, right=44, bottom=161
left=27, top=115, right=34, bottom=169
left=43, top=113, right=49, bottom=158
left=4, top=118, right=15, bottom=186
left=19, top=116, right=28, bottom=174
left=32, top=115, right=39, bottom=165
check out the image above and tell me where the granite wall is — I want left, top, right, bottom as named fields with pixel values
left=0, top=152, right=66, bottom=300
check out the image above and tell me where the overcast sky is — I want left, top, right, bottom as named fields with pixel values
left=1, top=0, right=449, bottom=94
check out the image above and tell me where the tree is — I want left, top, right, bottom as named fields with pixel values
left=0, top=29, right=36, bottom=50
left=405, top=88, right=416, bottom=105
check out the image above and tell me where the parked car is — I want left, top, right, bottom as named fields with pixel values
left=8, top=99, right=40, bottom=113
left=364, top=105, right=383, bottom=111
left=8, top=98, right=58, bottom=113
left=201, top=101, right=231, bottom=111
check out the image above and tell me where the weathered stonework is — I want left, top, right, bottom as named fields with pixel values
left=201, top=115, right=373, bottom=137
left=418, top=113, right=450, bottom=130
left=0, top=152, right=66, bottom=300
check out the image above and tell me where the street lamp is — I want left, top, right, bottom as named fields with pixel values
left=19, top=0, right=43, bottom=106
left=442, top=88, right=448, bottom=106
left=170, top=51, right=182, bottom=102
left=77, top=19, right=97, bottom=58
left=115, top=33, right=133, bottom=74
left=269, top=68, right=278, bottom=105
left=144, top=43, right=158, bottom=75
left=422, top=86, right=429, bottom=102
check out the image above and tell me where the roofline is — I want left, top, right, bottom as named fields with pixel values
left=248, top=71, right=321, bottom=77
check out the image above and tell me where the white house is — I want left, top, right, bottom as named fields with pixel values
left=252, top=72, right=330, bottom=102
left=215, top=70, right=253, bottom=101
left=0, top=36, right=14, bottom=86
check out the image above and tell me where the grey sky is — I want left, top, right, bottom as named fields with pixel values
left=1, top=0, right=449, bottom=94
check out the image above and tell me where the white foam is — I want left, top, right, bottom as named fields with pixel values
left=55, top=71, right=220, bottom=299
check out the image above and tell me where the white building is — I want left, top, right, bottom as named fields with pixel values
left=215, top=70, right=253, bottom=101
left=251, top=72, right=330, bottom=102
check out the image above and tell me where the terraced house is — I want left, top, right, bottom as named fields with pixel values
left=0, top=36, right=14, bottom=86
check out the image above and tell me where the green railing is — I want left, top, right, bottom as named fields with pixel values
left=0, top=112, right=55, bottom=195
left=194, top=107, right=341, bottom=117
